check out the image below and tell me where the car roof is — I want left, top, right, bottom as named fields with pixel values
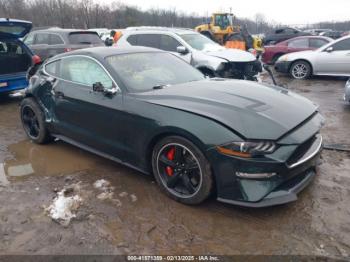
left=49, top=46, right=162, bottom=61
left=284, top=35, right=333, bottom=41
left=32, top=28, right=98, bottom=34
left=124, top=26, right=196, bottom=35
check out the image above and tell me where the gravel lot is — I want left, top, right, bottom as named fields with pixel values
left=0, top=73, right=349, bottom=258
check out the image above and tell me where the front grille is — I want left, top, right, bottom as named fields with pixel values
left=287, top=134, right=322, bottom=168
left=219, top=61, right=261, bottom=80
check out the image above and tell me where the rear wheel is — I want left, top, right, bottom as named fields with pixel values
left=152, top=136, right=213, bottom=205
left=289, top=60, right=312, bottom=79
left=20, top=97, right=53, bottom=144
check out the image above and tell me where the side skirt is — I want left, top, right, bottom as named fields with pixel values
left=53, top=134, right=150, bottom=176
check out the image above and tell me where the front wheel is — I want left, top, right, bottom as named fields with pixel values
left=289, top=60, right=312, bottom=79
left=20, top=97, right=53, bottom=144
left=152, top=136, right=213, bottom=205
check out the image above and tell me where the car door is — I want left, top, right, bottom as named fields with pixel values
left=314, top=38, right=350, bottom=75
left=45, top=56, right=126, bottom=159
left=159, top=34, right=192, bottom=64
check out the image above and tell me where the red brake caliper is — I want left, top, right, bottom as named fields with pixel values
left=165, top=147, right=175, bottom=176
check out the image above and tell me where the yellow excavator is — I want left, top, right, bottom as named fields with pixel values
left=195, top=13, right=264, bottom=56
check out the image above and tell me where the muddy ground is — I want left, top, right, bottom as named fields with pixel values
left=0, top=73, right=349, bottom=257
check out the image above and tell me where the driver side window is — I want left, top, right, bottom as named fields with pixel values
left=331, top=39, right=350, bottom=51
left=60, top=57, right=113, bottom=89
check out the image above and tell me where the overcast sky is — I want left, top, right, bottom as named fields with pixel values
left=102, top=0, right=350, bottom=25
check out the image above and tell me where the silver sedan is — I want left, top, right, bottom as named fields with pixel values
left=275, top=35, right=350, bottom=79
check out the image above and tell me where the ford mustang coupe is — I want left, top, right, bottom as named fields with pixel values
left=21, top=47, right=324, bottom=207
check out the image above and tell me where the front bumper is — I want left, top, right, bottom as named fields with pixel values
left=208, top=131, right=323, bottom=208
left=274, top=60, right=292, bottom=74
left=218, top=169, right=316, bottom=207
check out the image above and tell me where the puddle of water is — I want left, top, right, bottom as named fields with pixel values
left=1, top=140, right=103, bottom=180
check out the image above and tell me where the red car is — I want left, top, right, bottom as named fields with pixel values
left=262, top=36, right=332, bottom=64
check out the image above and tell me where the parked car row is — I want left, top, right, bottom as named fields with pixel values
left=275, top=35, right=350, bottom=79
left=114, top=27, right=262, bottom=80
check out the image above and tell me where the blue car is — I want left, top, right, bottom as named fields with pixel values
left=0, top=18, right=40, bottom=96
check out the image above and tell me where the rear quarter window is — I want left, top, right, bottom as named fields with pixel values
left=309, top=38, right=329, bottom=48
left=127, top=35, right=138, bottom=45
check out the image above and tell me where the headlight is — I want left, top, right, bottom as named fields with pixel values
left=217, top=141, right=277, bottom=158
left=279, top=55, right=288, bottom=62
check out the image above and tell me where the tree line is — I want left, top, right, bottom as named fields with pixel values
left=0, top=0, right=349, bottom=34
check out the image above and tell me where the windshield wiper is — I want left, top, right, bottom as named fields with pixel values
left=79, top=41, right=92, bottom=44
left=152, top=84, right=169, bottom=90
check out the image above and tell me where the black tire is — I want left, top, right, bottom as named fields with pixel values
left=289, top=60, right=312, bottom=79
left=20, top=97, right=53, bottom=144
left=151, top=136, right=213, bottom=205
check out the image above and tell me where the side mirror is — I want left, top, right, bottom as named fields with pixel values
left=93, top=82, right=118, bottom=96
left=326, top=46, right=333, bottom=53
left=177, top=46, right=189, bottom=55
left=93, top=82, right=105, bottom=92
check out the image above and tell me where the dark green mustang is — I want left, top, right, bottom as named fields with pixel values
left=21, top=47, right=324, bottom=207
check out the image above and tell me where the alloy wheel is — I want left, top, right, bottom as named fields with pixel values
left=156, top=143, right=203, bottom=198
left=22, top=105, right=40, bottom=139
left=292, top=63, right=308, bottom=79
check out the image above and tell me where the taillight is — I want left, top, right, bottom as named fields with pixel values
left=64, top=48, right=72, bottom=52
left=32, top=55, right=41, bottom=65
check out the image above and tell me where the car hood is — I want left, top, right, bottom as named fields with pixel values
left=0, top=18, right=32, bottom=38
left=136, top=80, right=317, bottom=140
left=205, top=49, right=256, bottom=62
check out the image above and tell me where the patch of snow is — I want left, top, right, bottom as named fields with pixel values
left=93, top=179, right=110, bottom=190
left=119, top=192, right=128, bottom=197
left=130, top=194, right=137, bottom=202
left=46, top=186, right=82, bottom=226
left=97, top=192, right=114, bottom=200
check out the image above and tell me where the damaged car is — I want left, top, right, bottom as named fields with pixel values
left=0, top=18, right=41, bottom=95
left=21, top=47, right=323, bottom=207
left=114, top=27, right=262, bottom=81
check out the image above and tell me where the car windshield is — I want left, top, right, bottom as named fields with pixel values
left=180, top=33, right=224, bottom=52
left=106, top=52, right=205, bottom=92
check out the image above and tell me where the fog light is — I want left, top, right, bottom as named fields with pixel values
left=236, top=172, right=277, bottom=179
